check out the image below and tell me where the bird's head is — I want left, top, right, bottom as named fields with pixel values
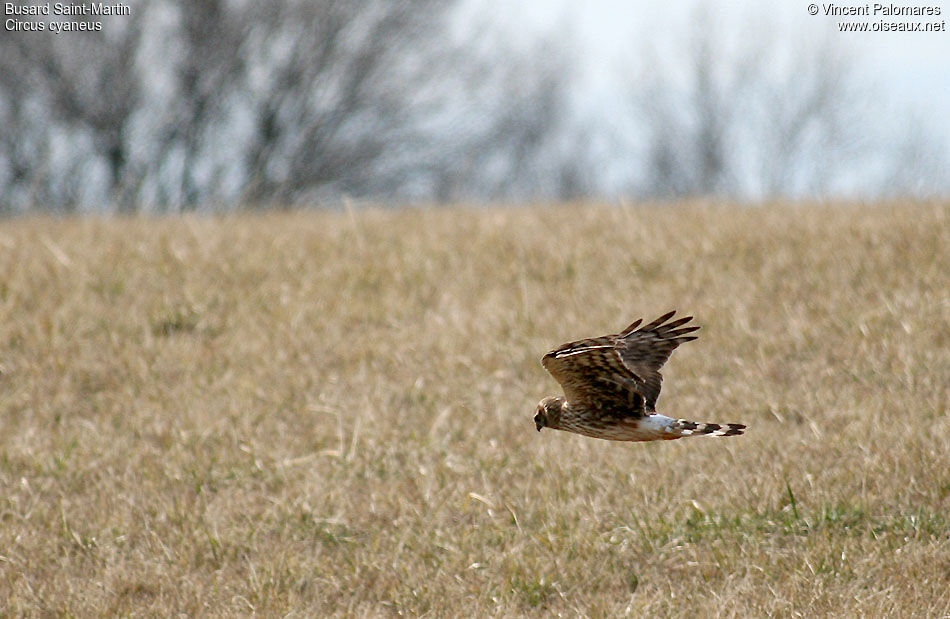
left=534, top=396, right=564, bottom=431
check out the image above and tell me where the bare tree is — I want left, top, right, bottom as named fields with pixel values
left=628, top=8, right=904, bottom=201
left=633, top=12, right=750, bottom=198
left=1, top=1, right=946, bottom=212
left=748, top=37, right=871, bottom=198
left=0, top=68, right=52, bottom=213
left=2, top=0, right=499, bottom=210
left=154, top=0, right=249, bottom=209
left=234, top=3, right=585, bottom=206
left=0, top=3, right=144, bottom=211
left=235, top=0, right=451, bottom=205
left=0, top=0, right=584, bottom=212
left=410, top=33, right=584, bottom=203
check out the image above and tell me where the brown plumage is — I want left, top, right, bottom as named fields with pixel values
left=535, top=311, right=746, bottom=442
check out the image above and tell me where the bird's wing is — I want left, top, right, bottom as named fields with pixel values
left=541, top=335, right=646, bottom=418
left=615, top=311, right=699, bottom=412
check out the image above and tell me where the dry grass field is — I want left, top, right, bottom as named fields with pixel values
left=0, top=201, right=948, bottom=616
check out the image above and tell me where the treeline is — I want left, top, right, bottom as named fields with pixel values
left=0, top=1, right=944, bottom=213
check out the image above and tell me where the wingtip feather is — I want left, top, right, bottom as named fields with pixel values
left=619, top=318, right=642, bottom=336
left=662, top=316, right=694, bottom=331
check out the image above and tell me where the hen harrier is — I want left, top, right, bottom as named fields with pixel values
left=535, top=311, right=745, bottom=442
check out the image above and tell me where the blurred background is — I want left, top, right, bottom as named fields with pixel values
left=1, top=0, right=948, bottom=214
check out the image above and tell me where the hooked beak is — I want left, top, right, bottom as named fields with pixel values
left=534, top=414, right=545, bottom=432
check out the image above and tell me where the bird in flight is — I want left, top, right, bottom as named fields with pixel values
left=535, top=311, right=745, bottom=442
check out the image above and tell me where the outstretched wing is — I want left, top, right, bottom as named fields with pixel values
left=615, top=311, right=699, bottom=411
left=541, top=335, right=646, bottom=418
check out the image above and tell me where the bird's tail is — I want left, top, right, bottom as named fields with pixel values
left=670, top=418, right=746, bottom=438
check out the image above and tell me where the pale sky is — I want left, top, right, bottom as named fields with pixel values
left=492, top=0, right=950, bottom=141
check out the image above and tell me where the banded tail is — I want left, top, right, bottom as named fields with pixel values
left=670, top=418, right=746, bottom=438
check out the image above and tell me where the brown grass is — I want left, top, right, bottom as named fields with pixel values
left=0, top=201, right=948, bottom=616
